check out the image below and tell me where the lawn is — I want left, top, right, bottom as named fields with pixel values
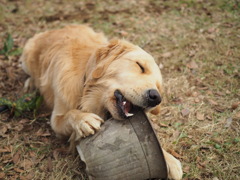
left=0, top=0, right=239, bottom=179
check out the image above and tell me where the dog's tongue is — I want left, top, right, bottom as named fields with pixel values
left=122, top=101, right=133, bottom=117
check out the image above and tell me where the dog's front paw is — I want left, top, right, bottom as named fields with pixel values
left=73, top=113, right=104, bottom=140
left=164, top=151, right=183, bottom=180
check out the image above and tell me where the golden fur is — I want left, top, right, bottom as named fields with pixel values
left=21, top=25, right=182, bottom=179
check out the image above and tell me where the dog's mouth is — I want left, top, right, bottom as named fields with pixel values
left=114, top=90, right=142, bottom=119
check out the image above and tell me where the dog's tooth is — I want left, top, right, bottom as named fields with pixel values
left=126, top=113, right=134, bottom=117
left=123, top=101, right=126, bottom=106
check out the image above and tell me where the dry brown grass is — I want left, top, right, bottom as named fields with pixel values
left=0, top=0, right=239, bottom=179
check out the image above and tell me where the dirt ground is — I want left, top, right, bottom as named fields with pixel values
left=0, top=0, right=239, bottom=179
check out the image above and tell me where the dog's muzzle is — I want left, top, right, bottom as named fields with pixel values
left=114, top=89, right=161, bottom=119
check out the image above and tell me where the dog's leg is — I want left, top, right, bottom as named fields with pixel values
left=51, top=102, right=104, bottom=141
left=23, top=77, right=35, bottom=92
left=162, top=149, right=183, bottom=180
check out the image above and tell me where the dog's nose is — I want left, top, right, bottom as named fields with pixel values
left=146, top=89, right=161, bottom=107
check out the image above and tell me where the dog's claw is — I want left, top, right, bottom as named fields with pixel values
left=126, top=112, right=134, bottom=117
left=73, top=113, right=103, bottom=140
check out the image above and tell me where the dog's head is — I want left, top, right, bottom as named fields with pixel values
left=84, top=39, right=163, bottom=120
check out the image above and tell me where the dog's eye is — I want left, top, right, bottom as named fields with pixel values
left=136, top=62, right=145, bottom=73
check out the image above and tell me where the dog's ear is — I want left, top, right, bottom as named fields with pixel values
left=92, top=39, right=133, bottom=79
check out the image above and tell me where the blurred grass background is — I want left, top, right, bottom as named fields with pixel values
left=0, top=0, right=239, bottom=179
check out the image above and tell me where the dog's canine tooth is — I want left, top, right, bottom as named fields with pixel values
left=123, top=101, right=126, bottom=106
left=126, top=112, right=134, bottom=117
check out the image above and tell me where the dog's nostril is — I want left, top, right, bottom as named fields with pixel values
left=147, top=89, right=161, bottom=107
left=149, top=90, right=159, bottom=100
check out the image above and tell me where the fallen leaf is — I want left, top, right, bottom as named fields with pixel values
left=208, top=27, right=216, bottom=33
left=235, top=112, right=240, bottom=119
left=41, top=130, right=51, bottom=137
left=183, top=166, right=190, bottom=173
left=151, top=122, right=160, bottom=132
left=226, top=90, right=231, bottom=94
left=0, top=125, right=8, bottom=137
left=6, top=66, right=16, bottom=80
left=185, top=90, right=192, bottom=97
left=187, top=61, right=198, bottom=69
left=54, top=147, right=68, bottom=155
left=232, top=102, right=240, bottom=110
left=19, top=119, right=30, bottom=124
left=208, top=99, right=218, bottom=106
left=20, top=159, right=33, bottom=170
left=188, top=50, right=196, bottom=57
left=165, top=111, right=171, bottom=117
left=168, top=149, right=182, bottom=159
left=41, top=137, right=50, bottom=143
left=196, top=112, right=205, bottom=121
left=53, top=149, right=59, bottom=160
left=0, top=147, right=11, bottom=153
left=20, top=176, right=26, bottom=180
left=0, top=172, right=5, bottom=178
left=161, top=52, right=172, bottom=58
left=192, top=91, right=198, bottom=97
left=29, top=151, right=36, bottom=158
left=206, top=115, right=212, bottom=120
left=172, top=130, right=180, bottom=140
left=20, top=173, right=34, bottom=180
left=26, top=173, right=34, bottom=180
left=206, top=90, right=213, bottom=95
left=224, top=118, right=232, bottom=128
left=151, top=117, right=157, bottom=122
left=13, top=151, right=21, bottom=164
left=181, top=108, right=190, bottom=117
left=159, top=63, right=164, bottom=69
left=72, top=169, right=83, bottom=175
left=215, top=106, right=225, bottom=113
left=198, top=161, right=207, bottom=168
left=0, top=149, right=10, bottom=153
left=159, top=122, right=168, bottom=127
left=216, top=91, right=224, bottom=96
left=39, top=164, right=46, bottom=172
left=36, top=128, right=51, bottom=137
left=114, top=30, right=128, bottom=36
left=119, top=30, right=128, bottom=36
left=14, top=168, right=24, bottom=173
left=13, top=124, right=24, bottom=131
left=36, top=112, right=51, bottom=118
left=206, top=34, right=216, bottom=41
left=160, top=109, right=171, bottom=116
left=47, top=157, right=53, bottom=172
left=23, top=125, right=33, bottom=132
left=226, top=50, right=233, bottom=56
left=212, top=137, right=222, bottom=144
left=2, top=154, right=13, bottom=163
left=194, top=98, right=200, bottom=103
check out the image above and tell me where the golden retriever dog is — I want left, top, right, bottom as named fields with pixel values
left=20, top=25, right=182, bottom=179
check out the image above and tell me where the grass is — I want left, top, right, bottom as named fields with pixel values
left=0, top=0, right=239, bottom=179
